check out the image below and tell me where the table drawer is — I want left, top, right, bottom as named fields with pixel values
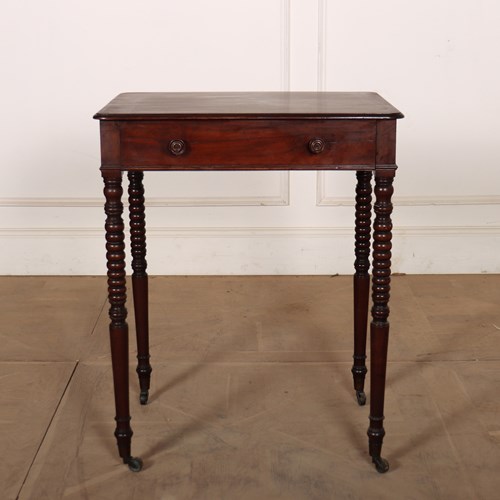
left=119, top=119, right=376, bottom=169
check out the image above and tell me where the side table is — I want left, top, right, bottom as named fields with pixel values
left=94, top=92, right=403, bottom=473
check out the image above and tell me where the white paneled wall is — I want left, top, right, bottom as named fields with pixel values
left=1, top=0, right=499, bottom=274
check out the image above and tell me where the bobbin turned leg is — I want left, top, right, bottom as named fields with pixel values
left=103, top=170, right=143, bottom=472
left=352, top=171, right=373, bottom=406
left=367, top=168, right=395, bottom=473
left=128, top=171, right=152, bottom=405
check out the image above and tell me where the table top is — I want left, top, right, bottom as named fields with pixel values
left=94, top=92, right=403, bottom=121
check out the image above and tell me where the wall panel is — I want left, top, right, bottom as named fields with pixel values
left=0, top=0, right=498, bottom=274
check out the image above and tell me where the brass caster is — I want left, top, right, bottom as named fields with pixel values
left=372, top=456, right=389, bottom=473
left=127, top=456, right=143, bottom=472
left=356, top=390, right=366, bottom=406
left=139, top=390, right=149, bottom=405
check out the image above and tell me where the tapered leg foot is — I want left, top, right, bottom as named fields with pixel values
left=352, top=356, right=368, bottom=404
left=125, top=456, right=144, bottom=472
left=372, top=455, right=389, bottom=473
left=136, top=353, right=152, bottom=405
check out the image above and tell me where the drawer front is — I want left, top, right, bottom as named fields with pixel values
left=119, top=119, right=376, bottom=169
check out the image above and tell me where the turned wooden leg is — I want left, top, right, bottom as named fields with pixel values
left=128, top=171, right=152, bottom=406
left=352, top=171, right=372, bottom=406
left=103, top=170, right=143, bottom=472
left=367, top=168, right=395, bottom=473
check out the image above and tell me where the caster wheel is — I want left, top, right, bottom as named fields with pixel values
left=372, top=456, right=389, bottom=473
left=356, top=390, right=366, bottom=406
left=140, top=391, right=149, bottom=405
left=127, top=456, right=143, bottom=472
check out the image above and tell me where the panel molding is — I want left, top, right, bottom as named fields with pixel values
left=317, top=194, right=500, bottom=207
left=316, top=171, right=500, bottom=206
left=281, top=0, right=291, bottom=90
left=0, top=172, right=290, bottom=208
left=317, top=0, right=327, bottom=91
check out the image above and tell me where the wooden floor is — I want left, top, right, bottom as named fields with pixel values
left=1, top=275, right=500, bottom=499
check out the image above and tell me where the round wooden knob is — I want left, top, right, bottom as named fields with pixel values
left=169, top=139, right=186, bottom=156
left=308, top=138, right=326, bottom=154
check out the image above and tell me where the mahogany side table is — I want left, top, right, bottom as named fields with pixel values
left=94, top=92, right=403, bottom=473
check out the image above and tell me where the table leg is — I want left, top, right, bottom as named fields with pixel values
left=352, top=171, right=372, bottom=406
left=367, top=168, right=395, bottom=473
left=128, top=171, right=152, bottom=405
left=103, top=170, right=143, bottom=472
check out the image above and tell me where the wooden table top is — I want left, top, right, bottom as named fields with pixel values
left=94, top=92, right=403, bottom=121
